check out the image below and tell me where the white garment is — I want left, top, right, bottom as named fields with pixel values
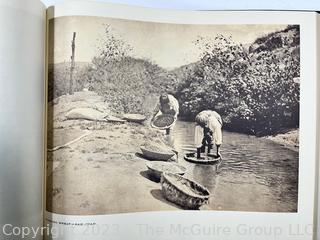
left=207, top=115, right=223, bottom=145
left=196, top=110, right=222, bottom=126
left=153, top=94, right=179, bottom=130
left=167, top=95, right=179, bottom=118
left=194, top=124, right=204, bottom=148
left=154, top=94, right=179, bottom=118
left=194, top=110, right=223, bottom=146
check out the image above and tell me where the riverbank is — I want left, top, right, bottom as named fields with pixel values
left=265, top=129, right=299, bottom=152
left=47, top=90, right=298, bottom=214
left=47, top=91, right=179, bottom=214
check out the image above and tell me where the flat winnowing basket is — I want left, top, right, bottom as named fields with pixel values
left=151, top=114, right=175, bottom=130
left=161, top=172, right=210, bottom=209
left=184, top=153, right=221, bottom=165
left=123, top=113, right=146, bottom=123
left=146, top=161, right=186, bottom=181
left=140, top=145, right=175, bottom=160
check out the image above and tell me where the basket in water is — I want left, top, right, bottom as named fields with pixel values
left=140, top=144, right=175, bottom=161
left=184, top=153, right=221, bottom=165
left=146, top=161, right=186, bottom=181
left=161, top=172, right=210, bottom=209
left=123, top=114, right=146, bottom=123
left=151, top=114, right=175, bottom=130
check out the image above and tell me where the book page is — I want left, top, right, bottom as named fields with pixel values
left=0, top=0, right=46, bottom=240
left=46, top=2, right=318, bottom=239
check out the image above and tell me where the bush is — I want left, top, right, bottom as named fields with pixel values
left=82, top=57, right=177, bottom=115
left=49, top=24, right=300, bottom=136
left=176, top=28, right=300, bottom=136
left=48, top=62, right=91, bottom=101
left=48, top=24, right=178, bottom=116
left=79, top=24, right=178, bottom=115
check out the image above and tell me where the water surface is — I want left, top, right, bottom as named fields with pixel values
left=170, top=121, right=298, bottom=212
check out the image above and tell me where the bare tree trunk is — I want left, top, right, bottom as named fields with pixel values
left=69, top=32, right=76, bottom=94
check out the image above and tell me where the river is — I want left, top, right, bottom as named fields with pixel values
left=169, top=120, right=298, bottom=212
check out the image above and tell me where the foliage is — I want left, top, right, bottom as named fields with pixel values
left=49, top=24, right=177, bottom=116
left=83, top=24, right=178, bottom=115
left=48, top=62, right=90, bottom=101
left=49, top=24, right=300, bottom=136
left=91, top=24, right=133, bottom=68
left=83, top=57, right=176, bottom=115
left=176, top=26, right=300, bottom=135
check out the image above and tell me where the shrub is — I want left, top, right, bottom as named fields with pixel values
left=176, top=28, right=300, bottom=136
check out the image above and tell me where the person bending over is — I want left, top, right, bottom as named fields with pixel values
left=194, top=110, right=222, bottom=159
left=152, top=94, right=179, bottom=135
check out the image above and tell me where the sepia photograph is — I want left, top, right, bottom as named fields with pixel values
left=47, top=16, right=300, bottom=215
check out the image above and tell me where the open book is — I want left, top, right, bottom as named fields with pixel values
left=1, top=0, right=320, bottom=239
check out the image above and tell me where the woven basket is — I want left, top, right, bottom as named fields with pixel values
left=184, top=153, right=221, bottom=165
left=105, top=115, right=126, bottom=123
left=123, top=113, right=146, bottom=123
left=140, top=145, right=175, bottom=160
left=146, top=161, right=186, bottom=181
left=161, top=172, right=210, bottom=209
left=151, top=114, right=176, bottom=130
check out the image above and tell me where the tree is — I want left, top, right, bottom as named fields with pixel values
left=92, top=24, right=132, bottom=68
left=176, top=26, right=300, bottom=135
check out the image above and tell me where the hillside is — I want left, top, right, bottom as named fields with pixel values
left=249, top=25, right=300, bottom=53
left=49, top=25, right=300, bottom=136
left=48, top=62, right=92, bottom=101
left=169, top=62, right=198, bottom=81
left=175, top=25, right=300, bottom=135
left=48, top=57, right=177, bottom=115
left=87, top=57, right=178, bottom=115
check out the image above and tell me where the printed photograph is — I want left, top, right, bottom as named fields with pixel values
left=47, top=16, right=300, bottom=214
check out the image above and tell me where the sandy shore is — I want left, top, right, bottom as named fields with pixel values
left=266, top=129, right=299, bottom=152
left=47, top=91, right=180, bottom=215
left=47, top=91, right=299, bottom=214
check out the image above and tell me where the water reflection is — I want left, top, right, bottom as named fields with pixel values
left=170, top=120, right=298, bottom=212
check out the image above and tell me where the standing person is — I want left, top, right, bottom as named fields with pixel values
left=194, top=110, right=222, bottom=159
left=152, top=94, right=179, bottom=135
